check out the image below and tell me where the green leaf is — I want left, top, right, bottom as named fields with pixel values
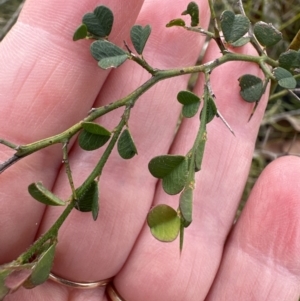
left=253, top=21, right=282, bottom=47
left=238, top=74, right=264, bottom=102
left=182, top=1, right=199, bottom=27
left=73, top=24, right=88, bottom=41
left=166, top=18, right=186, bottom=28
left=0, top=270, right=11, bottom=300
left=75, top=181, right=99, bottom=219
left=130, top=25, right=151, bottom=55
left=201, top=96, right=217, bottom=123
left=194, top=131, right=207, bottom=172
left=274, top=67, right=297, bottom=89
left=179, top=187, right=193, bottom=227
left=278, top=50, right=300, bottom=70
left=28, top=182, right=65, bottom=206
left=177, top=90, right=201, bottom=118
left=90, top=40, right=128, bottom=69
left=82, top=122, right=111, bottom=135
left=220, top=10, right=250, bottom=44
left=82, top=6, right=114, bottom=37
left=148, top=155, right=188, bottom=195
left=147, top=204, right=180, bottom=242
left=92, top=185, right=99, bottom=221
left=231, top=36, right=251, bottom=47
left=23, top=244, right=56, bottom=289
left=78, top=122, right=111, bottom=151
left=117, top=128, right=138, bottom=159
left=179, top=221, right=184, bottom=252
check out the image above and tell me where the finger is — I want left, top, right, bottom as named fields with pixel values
left=0, top=0, right=143, bottom=261
left=37, top=0, right=210, bottom=283
left=206, top=156, right=300, bottom=300
left=113, top=40, right=269, bottom=301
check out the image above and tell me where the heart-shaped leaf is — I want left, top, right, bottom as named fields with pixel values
left=200, top=96, right=217, bottom=124
left=23, top=243, right=56, bottom=289
left=148, top=155, right=188, bottom=195
left=182, top=1, right=199, bottom=27
left=279, top=50, right=300, bottom=70
left=253, top=21, right=282, bottom=47
left=177, top=90, right=201, bottom=118
left=238, top=74, right=264, bottom=102
left=220, top=11, right=250, bottom=44
left=75, top=181, right=99, bottom=220
left=82, top=6, right=114, bottom=37
left=28, top=182, right=65, bottom=206
left=147, top=204, right=180, bottom=242
left=73, top=24, right=88, bottom=41
left=117, top=128, right=138, bottom=159
left=90, top=40, right=128, bottom=69
left=78, top=122, right=111, bottom=151
left=130, top=25, right=151, bottom=55
left=274, top=67, right=297, bottom=89
left=179, top=187, right=193, bottom=227
left=166, top=18, right=186, bottom=28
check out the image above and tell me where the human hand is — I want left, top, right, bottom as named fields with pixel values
left=1, top=0, right=300, bottom=300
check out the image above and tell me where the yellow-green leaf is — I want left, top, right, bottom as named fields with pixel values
left=147, top=204, right=180, bottom=242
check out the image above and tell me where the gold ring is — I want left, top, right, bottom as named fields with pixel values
left=106, top=282, right=126, bottom=301
left=48, top=272, right=113, bottom=289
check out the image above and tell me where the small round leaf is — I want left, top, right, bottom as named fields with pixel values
left=177, top=90, right=201, bottom=118
left=179, top=187, right=193, bottom=227
left=130, top=25, right=151, bottom=55
left=147, top=204, right=180, bottom=242
left=274, top=67, right=297, bottom=89
left=181, top=1, right=199, bottom=27
left=82, top=6, right=114, bottom=37
left=75, top=181, right=99, bottom=218
left=201, top=97, right=217, bottom=123
left=253, top=21, right=282, bottom=47
left=238, top=74, right=264, bottom=102
left=28, top=182, right=65, bottom=206
left=279, top=50, right=300, bottom=70
left=78, top=122, right=111, bottom=151
left=166, top=18, right=186, bottom=28
left=148, top=155, right=188, bottom=195
left=177, top=90, right=200, bottom=105
left=117, top=128, right=138, bottom=159
left=90, top=40, right=128, bottom=69
left=73, top=24, right=88, bottom=41
left=220, top=11, right=250, bottom=44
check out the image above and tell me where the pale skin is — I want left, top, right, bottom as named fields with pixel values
left=1, top=0, right=300, bottom=300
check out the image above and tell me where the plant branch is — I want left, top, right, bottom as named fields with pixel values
left=62, top=141, right=77, bottom=198
left=0, top=52, right=278, bottom=174
left=17, top=200, right=75, bottom=264
left=76, top=107, right=130, bottom=196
